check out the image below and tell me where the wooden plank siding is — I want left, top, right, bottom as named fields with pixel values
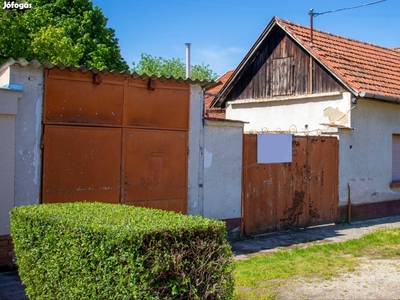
left=225, top=27, right=345, bottom=103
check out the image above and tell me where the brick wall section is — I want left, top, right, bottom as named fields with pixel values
left=0, top=235, right=14, bottom=267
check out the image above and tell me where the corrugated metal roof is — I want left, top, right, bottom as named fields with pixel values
left=0, top=58, right=220, bottom=90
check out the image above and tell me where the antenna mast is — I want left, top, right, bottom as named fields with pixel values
left=309, top=8, right=314, bottom=46
left=308, top=0, right=386, bottom=46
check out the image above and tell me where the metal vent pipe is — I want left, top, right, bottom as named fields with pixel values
left=185, top=43, right=191, bottom=78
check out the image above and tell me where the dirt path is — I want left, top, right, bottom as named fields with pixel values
left=275, top=258, right=400, bottom=299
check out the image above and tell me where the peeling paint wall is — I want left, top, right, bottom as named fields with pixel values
left=203, top=119, right=243, bottom=221
left=188, top=87, right=244, bottom=223
left=226, top=92, right=352, bottom=133
left=323, top=106, right=349, bottom=125
left=10, top=65, right=44, bottom=207
left=338, top=98, right=400, bottom=205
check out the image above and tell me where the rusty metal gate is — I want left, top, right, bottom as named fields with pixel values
left=41, top=68, right=189, bottom=213
left=242, top=134, right=339, bottom=235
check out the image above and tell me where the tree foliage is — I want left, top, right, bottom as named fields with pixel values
left=132, top=53, right=218, bottom=80
left=0, top=0, right=128, bottom=70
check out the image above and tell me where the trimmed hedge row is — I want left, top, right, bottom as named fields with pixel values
left=10, top=202, right=234, bottom=299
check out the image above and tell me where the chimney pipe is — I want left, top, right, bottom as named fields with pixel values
left=185, top=43, right=191, bottom=78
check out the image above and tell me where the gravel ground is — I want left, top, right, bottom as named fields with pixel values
left=275, top=258, right=400, bottom=300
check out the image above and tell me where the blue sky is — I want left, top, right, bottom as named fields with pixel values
left=92, top=0, right=399, bottom=76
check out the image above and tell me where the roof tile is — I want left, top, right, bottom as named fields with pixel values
left=279, top=18, right=400, bottom=98
left=204, top=70, right=234, bottom=118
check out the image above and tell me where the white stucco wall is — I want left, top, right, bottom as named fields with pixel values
left=225, top=90, right=400, bottom=207
left=188, top=85, right=204, bottom=216
left=10, top=65, right=44, bottom=207
left=226, top=92, right=352, bottom=134
left=0, top=89, right=21, bottom=235
left=203, top=119, right=243, bottom=221
left=338, top=98, right=400, bottom=205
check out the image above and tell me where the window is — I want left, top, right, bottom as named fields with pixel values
left=391, top=134, right=400, bottom=186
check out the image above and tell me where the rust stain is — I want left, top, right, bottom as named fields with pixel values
left=309, top=201, right=321, bottom=220
left=42, top=69, right=190, bottom=214
left=280, top=190, right=305, bottom=230
left=242, top=134, right=338, bottom=236
left=321, top=170, right=324, bottom=186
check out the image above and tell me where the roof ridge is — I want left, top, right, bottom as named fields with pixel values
left=280, top=19, right=400, bottom=54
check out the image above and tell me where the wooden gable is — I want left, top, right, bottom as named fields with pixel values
left=224, top=26, right=345, bottom=104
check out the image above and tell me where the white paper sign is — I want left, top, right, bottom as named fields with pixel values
left=257, top=134, right=292, bottom=163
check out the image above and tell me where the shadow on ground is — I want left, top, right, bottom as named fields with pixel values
left=230, top=215, right=400, bottom=257
left=0, top=270, right=27, bottom=300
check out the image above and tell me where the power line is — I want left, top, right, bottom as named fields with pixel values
left=310, top=0, right=387, bottom=17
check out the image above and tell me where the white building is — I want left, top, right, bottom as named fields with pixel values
left=210, top=16, right=400, bottom=221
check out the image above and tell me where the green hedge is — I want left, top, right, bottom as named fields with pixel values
left=10, top=202, right=234, bottom=299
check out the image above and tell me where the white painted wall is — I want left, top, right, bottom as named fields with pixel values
left=0, top=89, right=21, bottom=235
left=226, top=92, right=352, bottom=134
left=338, top=98, right=400, bottom=205
left=203, top=119, right=243, bottom=221
left=10, top=65, right=44, bottom=207
left=188, top=86, right=244, bottom=223
left=188, top=85, right=204, bottom=216
left=226, top=89, right=400, bottom=207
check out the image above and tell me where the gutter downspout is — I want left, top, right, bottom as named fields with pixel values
left=358, top=92, right=400, bottom=103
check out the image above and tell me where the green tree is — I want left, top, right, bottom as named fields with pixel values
left=132, top=53, right=218, bottom=80
left=0, top=0, right=128, bottom=70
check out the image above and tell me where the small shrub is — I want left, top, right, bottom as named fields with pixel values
left=10, top=202, right=234, bottom=299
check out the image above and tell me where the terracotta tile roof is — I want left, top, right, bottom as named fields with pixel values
left=277, top=17, right=400, bottom=99
left=204, top=70, right=234, bottom=118
left=212, top=16, right=400, bottom=107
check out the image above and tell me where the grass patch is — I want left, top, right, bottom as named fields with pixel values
left=234, top=228, right=400, bottom=299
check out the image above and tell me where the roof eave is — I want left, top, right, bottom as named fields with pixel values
left=211, top=17, right=279, bottom=108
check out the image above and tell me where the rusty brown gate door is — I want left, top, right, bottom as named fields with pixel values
left=242, top=134, right=338, bottom=235
left=41, top=68, right=189, bottom=213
